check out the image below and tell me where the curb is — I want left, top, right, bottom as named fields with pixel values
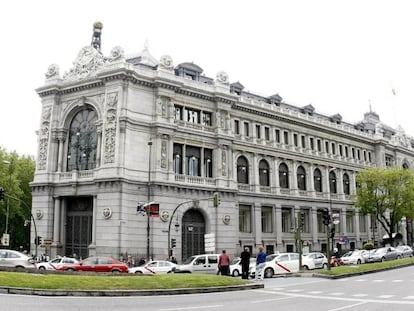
left=0, top=283, right=264, bottom=297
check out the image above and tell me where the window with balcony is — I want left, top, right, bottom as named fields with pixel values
left=204, top=149, right=213, bottom=178
left=297, top=166, right=306, bottom=191
left=279, top=163, right=289, bottom=189
left=202, top=112, right=211, bottom=126
left=239, top=205, right=252, bottom=233
left=175, top=105, right=183, bottom=121
left=314, top=168, right=322, bottom=192
left=186, top=146, right=200, bottom=176
left=237, top=156, right=249, bottom=184
left=343, top=173, right=350, bottom=195
left=258, top=159, right=269, bottom=187
left=187, top=108, right=200, bottom=124
left=173, top=143, right=183, bottom=174
left=261, top=206, right=273, bottom=233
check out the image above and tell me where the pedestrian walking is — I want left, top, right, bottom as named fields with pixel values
left=255, top=245, right=266, bottom=281
left=218, top=249, right=230, bottom=276
left=240, top=247, right=251, bottom=279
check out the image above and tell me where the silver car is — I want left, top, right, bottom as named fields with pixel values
left=0, top=249, right=36, bottom=269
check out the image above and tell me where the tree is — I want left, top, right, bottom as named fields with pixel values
left=356, top=167, right=414, bottom=246
left=0, top=147, right=35, bottom=250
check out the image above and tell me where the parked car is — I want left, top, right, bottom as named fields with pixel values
left=172, top=254, right=220, bottom=274
left=341, top=250, right=365, bottom=265
left=254, top=252, right=315, bottom=278
left=0, top=249, right=36, bottom=269
left=396, top=245, right=413, bottom=258
left=302, top=252, right=328, bottom=269
left=229, top=257, right=256, bottom=277
left=366, top=247, right=400, bottom=262
left=56, top=256, right=128, bottom=273
left=128, top=260, right=176, bottom=274
left=37, top=256, right=79, bottom=270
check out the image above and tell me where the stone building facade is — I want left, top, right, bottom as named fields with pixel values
left=31, top=34, right=414, bottom=262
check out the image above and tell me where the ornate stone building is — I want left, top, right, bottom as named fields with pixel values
left=31, top=24, right=414, bottom=262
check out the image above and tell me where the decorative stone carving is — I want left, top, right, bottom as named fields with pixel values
left=37, top=107, right=52, bottom=171
left=222, top=214, right=231, bottom=225
left=103, top=93, right=118, bottom=164
left=222, top=148, right=227, bottom=176
left=35, top=209, right=43, bottom=220
left=161, top=140, right=167, bottom=168
left=45, top=64, right=60, bottom=79
left=216, top=71, right=229, bottom=84
left=102, top=207, right=112, bottom=219
left=160, top=210, right=169, bottom=222
left=63, top=46, right=106, bottom=81
left=159, top=55, right=173, bottom=70
left=109, top=46, right=125, bottom=61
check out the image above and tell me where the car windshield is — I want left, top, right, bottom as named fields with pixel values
left=182, top=256, right=196, bottom=265
left=230, top=258, right=240, bottom=265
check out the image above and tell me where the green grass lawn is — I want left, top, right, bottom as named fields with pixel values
left=0, top=272, right=249, bottom=290
left=315, top=257, right=414, bottom=277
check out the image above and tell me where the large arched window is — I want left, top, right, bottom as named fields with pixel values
left=329, top=170, right=337, bottom=194
left=259, top=159, right=270, bottom=186
left=279, top=163, right=289, bottom=189
left=67, top=108, right=98, bottom=171
left=237, top=156, right=249, bottom=184
left=314, top=168, right=322, bottom=192
left=343, top=173, right=350, bottom=195
left=297, top=166, right=306, bottom=191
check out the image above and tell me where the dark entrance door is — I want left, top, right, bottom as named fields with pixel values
left=182, top=209, right=206, bottom=260
left=66, top=197, right=93, bottom=259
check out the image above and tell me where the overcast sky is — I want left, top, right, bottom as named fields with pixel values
left=1, top=0, right=414, bottom=157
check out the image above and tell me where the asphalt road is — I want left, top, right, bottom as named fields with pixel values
left=2, top=266, right=414, bottom=311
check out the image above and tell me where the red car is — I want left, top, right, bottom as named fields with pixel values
left=56, top=256, right=128, bottom=273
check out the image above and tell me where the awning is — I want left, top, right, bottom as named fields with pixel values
left=382, top=232, right=402, bottom=239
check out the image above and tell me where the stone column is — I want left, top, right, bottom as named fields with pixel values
left=254, top=202, right=262, bottom=246
left=275, top=205, right=283, bottom=248
left=52, top=197, right=61, bottom=244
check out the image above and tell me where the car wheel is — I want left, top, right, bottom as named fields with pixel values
left=264, top=268, right=274, bottom=278
left=134, top=271, right=143, bottom=274
left=303, top=265, right=310, bottom=270
left=38, top=266, right=46, bottom=270
left=396, top=256, right=401, bottom=260
left=112, top=270, right=121, bottom=274
left=232, top=269, right=240, bottom=277
left=357, top=259, right=361, bottom=264
left=381, top=257, right=386, bottom=262
left=322, top=263, right=328, bottom=269
left=66, top=268, right=75, bottom=271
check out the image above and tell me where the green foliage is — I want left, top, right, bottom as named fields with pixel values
left=0, top=147, right=36, bottom=250
left=363, top=242, right=375, bottom=250
left=356, top=167, right=414, bottom=243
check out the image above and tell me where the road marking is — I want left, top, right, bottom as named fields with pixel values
left=329, top=292, right=344, bottom=296
left=373, top=279, right=385, bottom=282
left=377, top=295, right=394, bottom=299
left=403, top=296, right=414, bottom=300
left=308, top=291, right=323, bottom=294
left=287, top=289, right=303, bottom=292
left=250, top=296, right=294, bottom=303
left=327, top=301, right=367, bottom=311
left=355, top=279, right=366, bottom=282
left=160, top=305, right=224, bottom=310
left=391, top=279, right=403, bottom=282
left=352, top=294, right=368, bottom=297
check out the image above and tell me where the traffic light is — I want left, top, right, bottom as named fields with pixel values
left=0, top=187, right=4, bottom=201
left=35, top=236, right=42, bottom=245
left=322, top=209, right=331, bottom=226
left=213, top=192, right=220, bottom=207
left=300, top=212, right=305, bottom=229
left=330, top=226, right=335, bottom=239
left=171, top=238, right=176, bottom=248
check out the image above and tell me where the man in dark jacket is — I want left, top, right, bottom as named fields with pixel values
left=240, top=247, right=251, bottom=279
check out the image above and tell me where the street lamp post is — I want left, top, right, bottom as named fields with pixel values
left=146, top=141, right=153, bottom=261
left=3, top=160, right=12, bottom=236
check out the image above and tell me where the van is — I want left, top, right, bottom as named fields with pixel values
left=172, top=254, right=220, bottom=274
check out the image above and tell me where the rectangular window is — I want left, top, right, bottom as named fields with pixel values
left=317, top=139, right=322, bottom=152
left=351, top=147, right=355, bottom=158
left=202, top=112, right=211, bottom=126
left=346, top=211, right=354, bottom=233
left=234, top=120, right=240, bottom=135
left=331, top=143, right=336, bottom=155
left=173, top=143, right=183, bottom=174
left=325, top=141, right=329, bottom=153
left=264, top=127, right=270, bottom=141
left=239, top=205, right=252, bottom=233
left=317, top=210, right=327, bottom=233
left=300, top=209, right=310, bottom=233
left=359, top=214, right=366, bottom=233
left=339, top=145, right=343, bottom=156
left=301, top=135, right=306, bottom=148
left=385, top=155, right=393, bottom=167
left=204, top=149, right=213, bottom=178
left=368, top=151, right=372, bottom=162
left=256, top=125, right=261, bottom=139
left=244, top=122, right=250, bottom=137
left=345, top=146, right=349, bottom=157
left=283, top=131, right=289, bottom=145
left=293, top=134, right=298, bottom=147
left=310, top=137, right=314, bottom=150
left=357, top=149, right=361, bottom=160
left=363, top=150, right=367, bottom=161
left=185, top=146, right=201, bottom=176
left=275, top=129, right=280, bottom=143
left=282, top=208, right=293, bottom=233
left=261, top=206, right=273, bottom=233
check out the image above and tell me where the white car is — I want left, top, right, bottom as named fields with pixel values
left=396, top=245, right=413, bottom=258
left=302, top=252, right=328, bottom=269
left=129, top=260, right=177, bottom=274
left=229, top=257, right=256, bottom=277
left=257, top=252, right=315, bottom=278
left=37, top=257, right=79, bottom=270
left=341, top=250, right=365, bottom=265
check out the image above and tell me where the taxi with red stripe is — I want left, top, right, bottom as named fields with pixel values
left=259, top=252, right=314, bottom=278
left=128, top=260, right=177, bottom=274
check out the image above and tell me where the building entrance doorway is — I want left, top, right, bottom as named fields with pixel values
left=182, top=209, right=205, bottom=260
left=65, top=197, right=93, bottom=259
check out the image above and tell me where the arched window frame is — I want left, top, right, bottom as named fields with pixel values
left=343, top=173, right=350, bottom=195
left=314, top=168, right=322, bottom=192
left=237, top=156, right=249, bottom=184
left=297, top=165, right=306, bottom=191
left=329, top=171, right=337, bottom=194
left=259, top=159, right=270, bottom=186
left=279, top=163, right=289, bottom=189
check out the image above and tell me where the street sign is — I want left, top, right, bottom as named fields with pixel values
left=204, top=233, right=215, bottom=252
left=1, top=233, right=10, bottom=246
left=332, top=213, right=340, bottom=225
